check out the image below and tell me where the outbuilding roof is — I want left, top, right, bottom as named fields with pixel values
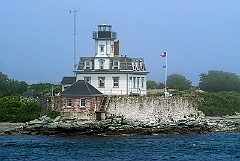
left=60, top=77, right=76, bottom=85
left=22, top=89, right=39, bottom=97
left=61, top=80, right=102, bottom=97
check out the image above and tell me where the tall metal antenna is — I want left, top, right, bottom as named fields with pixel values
left=69, top=7, right=80, bottom=73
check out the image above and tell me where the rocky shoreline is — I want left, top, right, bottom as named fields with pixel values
left=1, top=115, right=240, bottom=135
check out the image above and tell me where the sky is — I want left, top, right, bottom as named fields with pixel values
left=0, top=0, right=239, bottom=85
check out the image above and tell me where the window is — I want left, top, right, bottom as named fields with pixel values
left=133, top=62, right=135, bottom=70
left=113, top=77, right=119, bottom=87
left=84, top=77, right=91, bottom=84
left=98, top=77, right=105, bottom=88
left=133, top=77, right=136, bottom=88
left=80, top=98, right=86, bottom=107
left=85, top=60, right=91, bottom=69
left=66, top=98, right=72, bottom=107
left=132, top=60, right=137, bottom=70
left=113, top=60, right=119, bottom=69
left=111, top=45, right=114, bottom=52
left=99, top=59, right=105, bottom=69
left=140, top=60, right=145, bottom=70
left=141, top=77, right=144, bottom=88
left=137, top=77, right=140, bottom=88
left=100, top=45, right=105, bottom=52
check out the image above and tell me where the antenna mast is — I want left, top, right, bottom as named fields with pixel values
left=69, top=7, right=80, bottom=73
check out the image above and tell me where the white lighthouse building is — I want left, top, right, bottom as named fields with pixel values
left=62, top=24, right=149, bottom=96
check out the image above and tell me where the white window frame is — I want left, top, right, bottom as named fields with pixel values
left=137, top=77, right=140, bottom=88
left=98, top=77, right=105, bottom=88
left=113, top=77, right=119, bottom=88
left=99, top=59, right=105, bottom=69
left=141, top=77, right=144, bottom=88
left=100, top=45, right=105, bottom=52
left=80, top=98, right=86, bottom=107
left=113, top=60, right=119, bottom=69
left=133, top=77, right=136, bottom=88
left=85, top=60, right=91, bottom=69
left=66, top=98, right=72, bottom=107
left=111, top=45, right=114, bottom=52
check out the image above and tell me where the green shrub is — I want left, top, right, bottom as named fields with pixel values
left=46, top=110, right=60, bottom=119
left=147, top=92, right=164, bottom=97
left=197, top=91, right=240, bottom=116
left=0, top=96, right=40, bottom=122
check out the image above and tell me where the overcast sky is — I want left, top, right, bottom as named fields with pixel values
left=1, top=0, right=239, bottom=85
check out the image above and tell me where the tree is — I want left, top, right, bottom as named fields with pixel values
left=0, top=72, right=9, bottom=97
left=167, top=74, right=192, bottom=91
left=29, top=83, right=61, bottom=95
left=0, top=72, right=28, bottom=97
left=147, top=80, right=164, bottom=89
left=199, top=70, right=240, bottom=92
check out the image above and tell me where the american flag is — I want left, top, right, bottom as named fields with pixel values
left=160, top=52, right=166, bottom=57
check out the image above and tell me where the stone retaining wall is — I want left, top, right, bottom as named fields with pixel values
left=41, top=96, right=198, bottom=123
left=106, top=96, right=198, bottom=124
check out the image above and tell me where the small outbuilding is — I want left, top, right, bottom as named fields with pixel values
left=60, top=80, right=103, bottom=121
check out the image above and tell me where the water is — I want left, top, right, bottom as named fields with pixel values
left=0, top=132, right=240, bottom=161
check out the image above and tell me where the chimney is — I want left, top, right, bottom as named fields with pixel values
left=114, top=40, right=119, bottom=57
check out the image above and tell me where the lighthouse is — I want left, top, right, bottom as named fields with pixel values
left=93, top=24, right=118, bottom=57
left=62, top=24, right=148, bottom=96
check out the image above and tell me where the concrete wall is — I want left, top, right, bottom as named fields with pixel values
left=106, top=96, right=198, bottom=124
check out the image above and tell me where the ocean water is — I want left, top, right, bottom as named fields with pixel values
left=0, top=132, right=240, bottom=161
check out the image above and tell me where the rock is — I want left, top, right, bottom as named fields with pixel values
left=4, top=113, right=240, bottom=135
left=39, top=116, right=52, bottom=123
left=42, top=122, right=59, bottom=130
left=108, top=126, right=115, bottom=130
left=57, top=122, right=73, bottom=131
left=28, top=119, right=44, bottom=125
left=24, top=123, right=43, bottom=131
left=53, top=116, right=61, bottom=122
left=197, top=111, right=205, bottom=118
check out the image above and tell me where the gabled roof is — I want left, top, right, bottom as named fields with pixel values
left=22, top=89, right=39, bottom=97
left=61, top=77, right=76, bottom=85
left=61, top=80, right=102, bottom=97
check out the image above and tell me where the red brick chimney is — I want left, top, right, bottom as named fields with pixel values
left=114, top=40, right=119, bottom=57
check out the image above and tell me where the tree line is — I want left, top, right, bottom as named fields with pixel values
left=0, top=72, right=61, bottom=98
left=147, top=70, right=240, bottom=92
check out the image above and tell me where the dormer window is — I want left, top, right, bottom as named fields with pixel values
left=139, top=60, right=145, bottom=70
left=100, top=45, right=105, bottom=52
left=132, top=60, right=137, bottom=70
left=85, top=60, right=91, bottom=69
left=113, top=60, right=119, bottom=69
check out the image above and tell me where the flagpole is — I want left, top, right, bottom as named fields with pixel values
left=165, top=50, right=167, bottom=92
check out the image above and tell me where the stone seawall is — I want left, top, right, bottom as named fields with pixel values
left=106, top=96, right=198, bottom=124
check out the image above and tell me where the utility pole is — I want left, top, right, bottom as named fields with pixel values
left=69, top=8, right=80, bottom=73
